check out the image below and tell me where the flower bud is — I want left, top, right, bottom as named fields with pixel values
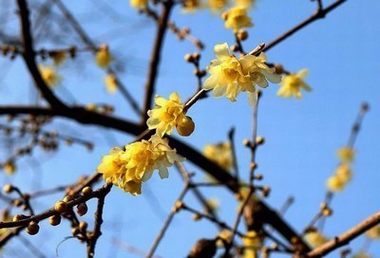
left=26, top=221, right=39, bottom=235
left=76, top=203, right=88, bottom=216
left=49, top=215, right=61, bottom=226
left=176, top=116, right=195, bottom=137
left=54, top=201, right=68, bottom=213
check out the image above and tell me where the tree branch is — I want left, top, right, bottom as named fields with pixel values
left=307, top=211, right=380, bottom=257
left=142, top=0, right=174, bottom=123
left=17, top=0, right=67, bottom=110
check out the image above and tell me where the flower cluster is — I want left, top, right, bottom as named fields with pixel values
left=222, top=6, right=253, bottom=32
left=326, top=146, right=355, bottom=192
left=242, top=230, right=262, bottom=258
left=95, top=44, right=112, bottom=69
left=97, top=135, right=182, bottom=195
left=203, top=141, right=233, bottom=171
left=203, top=43, right=281, bottom=104
left=39, top=65, right=61, bottom=88
left=277, top=69, right=311, bottom=99
left=147, top=92, right=195, bottom=137
left=304, top=230, right=328, bottom=248
left=104, top=73, right=118, bottom=94
left=130, top=0, right=148, bottom=9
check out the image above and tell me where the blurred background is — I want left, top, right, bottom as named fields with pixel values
left=0, top=0, right=379, bottom=257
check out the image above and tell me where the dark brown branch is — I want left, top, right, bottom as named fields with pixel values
left=142, top=0, right=174, bottom=123
left=307, top=211, right=380, bottom=257
left=0, top=104, right=308, bottom=251
left=263, top=0, right=347, bottom=52
left=17, top=0, right=67, bottom=110
left=87, top=184, right=112, bottom=258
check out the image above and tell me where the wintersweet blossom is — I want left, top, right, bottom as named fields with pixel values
left=104, top=73, right=118, bottom=94
left=182, top=0, right=200, bottom=12
left=3, top=161, right=16, bottom=175
left=130, top=0, right=148, bottom=9
left=39, top=65, right=61, bottom=88
left=337, top=147, right=355, bottom=164
left=222, top=6, right=253, bottom=32
left=96, top=45, right=112, bottom=68
left=147, top=92, right=194, bottom=137
left=208, top=0, right=227, bottom=12
left=203, top=43, right=280, bottom=103
left=235, top=0, right=256, bottom=8
left=326, top=174, right=346, bottom=192
left=242, top=231, right=262, bottom=258
left=97, top=135, right=182, bottom=195
left=203, top=142, right=233, bottom=171
left=277, top=69, right=311, bottom=99
left=304, top=230, right=328, bottom=248
left=366, top=225, right=380, bottom=239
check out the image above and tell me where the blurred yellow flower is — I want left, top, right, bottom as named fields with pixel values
left=97, top=135, right=182, bottom=195
left=326, top=175, right=347, bottom=192
left=96, top=45, right=112, bottom=69
left=3, top=160, right=16, bottom=175
left=183, top=0, right=200, bottom=12
left=235, top=0, right=256, bottom=8
left=353, top=252, right=372, bottom=258
left=366, top=225, right=380, bottom=239
left=203, top=142, right=233, bottom=171
left=222, top=6, right=253, bottom=32
left=205, top=198, right=220, bottom=213
left=104, top=73, right=118, bottom=94
left=217, top=229, right=233, bottom=246
left=304, top=230, right=328, bottom=248
left=130, top=0, right=148, bottom=9
left=208, top=0, right=227, bottom=12
left=39, top=65, right=61, bottom=88
left=203, top=43, right=280, bottom=103
left=277, top=69, right=311, bottom=99
left=243, top=230, right=262, bottom=258
left=50, top=51, right=67, bottom=66
left=335, top=163, right=352, bottom=182
left=337, top=147, right=355, bottom=164
left=147, top=92, right=194, bottom=137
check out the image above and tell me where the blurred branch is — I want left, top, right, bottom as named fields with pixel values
left=17, top=0, right=67, bottom=109
left=308, top=211, right=380, bottom=257
left=142, top=0, right=174, bottom=123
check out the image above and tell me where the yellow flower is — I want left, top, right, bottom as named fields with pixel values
left=277, top=69, right=311, bottom=99
left=104, top=73, right=118, bottom=94
left=335, top=164, right=352, bottom=183
left=353, top=252, right=372, bottom=258
left=222, top=6, right=253, bottom=32
left=0, top=210, right=11, bottom=237
left=3, top=160, right=16, bottom=175
left=366, top=225, right=380, bottom=239
left=203, top=43, right=280, bottom=103
left=50, top=51, right=67, bottom=66
left=205, top=198, right=220, bottom=213
left=208, top=0, right=227, bottom=12
left=39, top=65, right=61, bottom=88
left=304, top=230, right=328, bottom=248
left=97, top=135, right=182, bottom=195
left=203, top=142, right=233, bottom=171
left=217, top=229, right=233, bottom=246
left=337, top=147, right=355, bottom=164
left=326, top=175, right=347, bottom=192
left=130, top=0, right=148, bottom=9
left=96, top=45, right=112, bottom=69
left=147, top=92, right=194, bottom=137
left=235, top=0, right=256, bottom=8
left=243, top=231, right=262, bottom=258
left=182, top=0, right=200, bottom=12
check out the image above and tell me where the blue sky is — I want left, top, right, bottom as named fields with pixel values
left=0, top=0, right=379, bottom=257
